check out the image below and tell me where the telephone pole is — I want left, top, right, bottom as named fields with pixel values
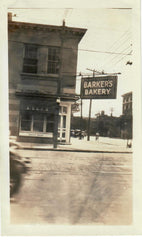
left=87, top=69, right=95, bottom=141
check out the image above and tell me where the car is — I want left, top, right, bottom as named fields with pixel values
left=9, top=137, right=30, bottom=197
left=71, top=129, right=87, bottom=139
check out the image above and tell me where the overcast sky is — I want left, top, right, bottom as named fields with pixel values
left=9, top=8, right=133, bottom=117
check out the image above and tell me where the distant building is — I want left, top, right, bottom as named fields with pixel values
left=122, top=91, right=132, bottom=116
left=8, top=12, right=87, bottom=145
left=121, top=91, right=133, bottom=139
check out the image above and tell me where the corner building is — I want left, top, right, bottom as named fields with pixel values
left=8, top=13, right=86, bottom=144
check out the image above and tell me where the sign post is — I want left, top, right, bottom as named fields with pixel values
left=87, top=98, right=92, bottom=141
left=87, top=70, right=95, bottom=141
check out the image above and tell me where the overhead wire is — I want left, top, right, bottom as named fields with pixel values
left=101, top=32, right=132, bottom=70
left=106, top=29, right=131, bottom=51
left=99, top=28, right=131, bottom=67
left=9, top=40, right=132, bottom=55
left=112, top=50, right=132, bottom=67
left=101, top=44, right=132, bottom=71
left=100, top=30, right=131, bottom=67
left=106, top=45, right=132, bottom=67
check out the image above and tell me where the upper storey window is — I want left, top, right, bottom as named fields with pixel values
left=23, top=44, right=60, bottom=75
left=47, top=47, right=60, bottom=74
left=23, top=45, right=38, bottom=73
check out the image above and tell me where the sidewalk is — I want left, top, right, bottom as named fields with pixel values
left=18, top=136, right=133, bottom=153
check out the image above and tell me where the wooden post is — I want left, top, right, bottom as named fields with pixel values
left=53, top=21, right=64, bottom=148
left=79, top=99, right=83, bottom=139
left=53, top=102, right=59, bottom=148
left=87, top=70, right=95, bottom=141
left=87, top=98, right=92, bottom=141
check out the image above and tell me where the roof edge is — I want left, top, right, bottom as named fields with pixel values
left=8, top=20, right=87, bottom=36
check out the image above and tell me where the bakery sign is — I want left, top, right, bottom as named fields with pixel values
left=80, top=75, right=117, bottom=99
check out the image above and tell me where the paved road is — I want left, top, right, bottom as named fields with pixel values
left=10, top=150, right=132, bottom=225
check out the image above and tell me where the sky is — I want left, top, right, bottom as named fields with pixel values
left=8, top=8, right=133, bottom=117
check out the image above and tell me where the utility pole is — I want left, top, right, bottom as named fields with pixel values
left=79, top=98, right=83, bottom=140
left=53, top=20, right=65, bottom=148
left=87, top=69, right=95, bottom=141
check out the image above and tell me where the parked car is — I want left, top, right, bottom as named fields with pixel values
left=10, top=137, right=30, bottom=197
left=71, top=129, right=87, bottom=139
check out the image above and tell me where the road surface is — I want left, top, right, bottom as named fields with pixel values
left=10, top=150, right=132, bottom=225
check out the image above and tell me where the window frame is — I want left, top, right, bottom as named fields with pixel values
left=47, top=47, right=60, bottom=74
left=23, top=44, right=38, bottom=74
left=20, top=111, right=54, bottom=137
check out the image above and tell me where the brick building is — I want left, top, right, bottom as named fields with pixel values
left=121, top=91, right=133, bottom=139
left=8, top=13, right=86, bottom=145
left=122, top=91, right=132, bottom=116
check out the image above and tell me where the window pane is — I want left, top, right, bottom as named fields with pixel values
left=33, top=121, right=43, bottom=132
left=21, top=112, right=32, bottom=131
left=58, top=116, right=61, bottom=128
left=33, top=114, right=44, bottom=132
left=23, top=45, right=38, bottom=73
left=25, top=45, right=37, bottom=59
left=46, top=122, right=54, bottom=132
left=34, top=114, right=44, bottom=121
left=63, top=116, right=66, bottom=128
left=21, top=120, right=31, bottom=131
left=63, top=106, right=67, bottom=114
left=23, top=64, right=37, bottom=73
left=62, top=132, right=65, bottom=138
left=47, top=47, right=60, bottom=74
left=46, top=114, right=54, bottom=132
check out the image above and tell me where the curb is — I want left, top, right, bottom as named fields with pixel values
left=20, top=147, right=132, bottom=154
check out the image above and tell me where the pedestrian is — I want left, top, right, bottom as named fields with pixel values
left=95, top=132, right=99, bottom=141
left=127, top=139, right=132, bottom=148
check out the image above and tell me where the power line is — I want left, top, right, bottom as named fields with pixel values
left=106, top=45, right=132, bottom=67
left=108, top=35, right=131, bottom=55
left=106, top=29, right=131, bottom=51
left=113, top=51, right=132, bottom=66
left=9, top=40, right=132, bottom=55
left=78, top=48, right=131, bottom=55
left=102, top=43, right=132, bottom=70
left=101, top=33, right=132, bottom=69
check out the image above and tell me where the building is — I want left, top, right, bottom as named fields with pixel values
left=122, top=91, right=132, bottom=116
left=121, top=91, right=133, bottom=139
left=8, top=13, right=87, bottom=145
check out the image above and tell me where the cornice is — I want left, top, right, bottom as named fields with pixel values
left=8, top=21, right=87, bottom=37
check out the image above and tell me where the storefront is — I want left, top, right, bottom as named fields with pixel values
left=17, top=96, right=72, bottom=144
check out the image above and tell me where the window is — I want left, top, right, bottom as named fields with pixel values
left=23, top=44, right=38, bottom=73
left=23, top=45, right=60, bottom=75
left=20, top=111, right=54, bottom=136
left=47, top=47, right=60, bottom=74
left=21, top=112, right=32, bottom=131
left=46, top=114, right=54, bottom=132
left=33, top=114, right=44, bottom=132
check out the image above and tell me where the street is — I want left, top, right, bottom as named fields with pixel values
left=10, top=150, right=132, bottom=225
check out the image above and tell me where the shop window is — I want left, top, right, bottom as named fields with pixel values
left=46, top=114, right=54, bottom=132
left=21, top=112, right=32, bottom=131
left=20, top=111, right=54, bottom=136
left=23, top=44, right=38, bottom=73
left=47, top=47, right=60, bottom=74
left=33, top=114, right=44, bottom=132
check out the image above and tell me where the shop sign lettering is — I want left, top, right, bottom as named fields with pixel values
left=81, top=76, right=117, bottom=99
